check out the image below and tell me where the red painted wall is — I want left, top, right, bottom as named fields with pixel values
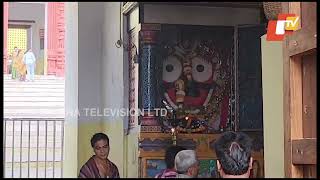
left=47, top=2, right=65, bottom=77
left=3, top=2, right=8, bottom=74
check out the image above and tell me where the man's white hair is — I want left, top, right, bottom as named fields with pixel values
left=174, top=150, right=198, bottom=173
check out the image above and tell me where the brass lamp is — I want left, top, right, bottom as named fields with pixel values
left=171, top=128, right=177, bottom=146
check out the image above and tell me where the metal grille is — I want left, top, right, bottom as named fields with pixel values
left=3, top=118, right=64, bottom=178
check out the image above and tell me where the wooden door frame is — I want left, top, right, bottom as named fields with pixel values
left=282, top=2, right=317, bottom=178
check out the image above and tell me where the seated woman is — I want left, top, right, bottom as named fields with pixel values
left=79, top=133, right=119, bottom=178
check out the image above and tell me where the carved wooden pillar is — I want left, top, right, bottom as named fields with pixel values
left=139, top=24, right=161, bottom=128
left=47, top=2, right=65, bottom=77
left=140, top=24, right=160, bottom=111
left=3, top=2, right=9, bottom=74
left=128, top=28, right=139, bottom=130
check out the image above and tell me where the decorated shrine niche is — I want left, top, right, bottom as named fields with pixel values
left=141, top=25, right=233, bottom=133
left=157, top=25, right=233, bottom=134
left=136, top=23, right=265, bottom=178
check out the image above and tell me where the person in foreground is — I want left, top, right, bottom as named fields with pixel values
left=174, top=150, right=199, bottom=178
left=79, top=133, right=119, bottom=178
left=214, top=131, right=253, bottom=178
left=155, top=145, right=185, bottom=178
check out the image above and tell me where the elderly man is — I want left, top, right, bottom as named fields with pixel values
left=174, top=150, right=199, bottom=178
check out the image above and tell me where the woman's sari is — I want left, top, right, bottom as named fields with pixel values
left=155, top=169, right=178, bottom=178
left=11, top=50, right=19, bottom=79
left=79, top=155, right=120, bottom=178
left=16, top=51, right=27, bottom=80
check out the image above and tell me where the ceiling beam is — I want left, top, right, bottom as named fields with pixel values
left=140, top=2, right=263, bottom=9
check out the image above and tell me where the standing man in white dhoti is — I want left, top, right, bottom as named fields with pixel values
left=23, top=48, right=37, bottom=82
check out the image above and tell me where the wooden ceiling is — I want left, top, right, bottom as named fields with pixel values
left=122, top=2, right=264, bottom=15
left=141, top=2, right=263, bottom=9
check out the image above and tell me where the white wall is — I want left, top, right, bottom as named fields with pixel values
left=101, top=2, right=125, bottom=112
left=78, top=2, right=104, bottom=122
left=72, top=2, right=129, bottom=177
left=64, top=2, right=78, bottom=177
left=77, top=2, right=105, bottom=173
left=8, top=2, right=45, bottom=59
left=62, top=2, right=134, bottom=177
left=143, top=4, right=261, bottom=26
left=101, top=2, right=126, bottom=177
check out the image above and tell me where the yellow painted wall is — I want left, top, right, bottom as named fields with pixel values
left=125, top=131, right=139, bottom=178
left=63, top=122, right=78, bottom=178
left=100, top=120, right=125, bottom=177
left=261, top=34, right=284, bottom=177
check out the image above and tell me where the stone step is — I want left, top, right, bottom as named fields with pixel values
left=4, top=87, right=64, bottom=93
left=3, top=111, right=65, bottom=119
left=3, top=78, right=64, bottom=82
left=4, top=96, right=64, bottom=102
left=4, top=101, right=64, bottom=107
left=4, top=75, right=64, bottom=78
left=3, top=75, right=64, bottom=80
left=4, top=105, right=64, bottom=109
left=4, top=108, right=64, bottom=112
left=4, top=115, right=65, bottom=119
left=3, top=80, right=64, bottom=84
left=4, top=85, right=64, bottom=89
left=4, top=80, right=64, bottom=84
left=4, top=86, right=64, bottom=91
left=4, top=74, right=66, bottom=119
left=4, top=77, right=64, bottom=81
left=4, top=109, right=65, bottom=118
left=4, top=81, right=64, bottom=86
left=4, top=92, right=64, bottom=97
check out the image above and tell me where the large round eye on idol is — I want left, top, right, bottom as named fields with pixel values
left=212, top=57, right=219, bottom=63
left=191, top=56, right=212, bottom=82
left=162, top=55, right=182, bottom=83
